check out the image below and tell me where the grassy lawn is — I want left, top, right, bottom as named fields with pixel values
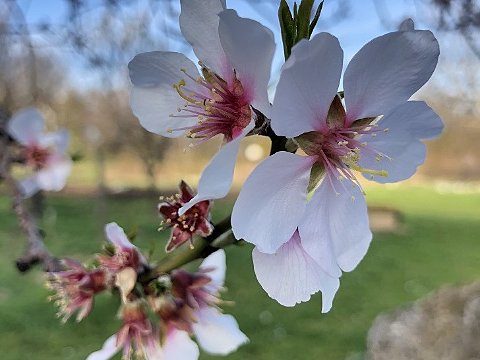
left=0, top=185, right=479, bottom=359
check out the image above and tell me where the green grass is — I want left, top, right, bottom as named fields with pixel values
left=0, top=186, right=479, bottom=359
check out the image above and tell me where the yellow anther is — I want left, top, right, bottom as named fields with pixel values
left=344, top=158, right=388, bottom=177
left=166, top=128, right=173, bottom=133
left=384, top=128, right=389, bottom=132
left=173, top=79, right=201, bottom=105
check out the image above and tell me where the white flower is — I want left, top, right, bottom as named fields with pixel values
left=232, top=30, right=443, bottom=309
left=128, top=0, right=275, bottom=215
left=7, top=107, right=72, bottom=197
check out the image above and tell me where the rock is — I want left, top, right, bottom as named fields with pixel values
left=367, top=281, right=480, bottom=360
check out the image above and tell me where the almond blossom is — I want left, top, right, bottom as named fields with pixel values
left=7, top=107, right=72, bottom=197
left=47, top=258, right=107, bottom=322
left=158, top=181, right=213, bottom=252
left=232, top=30, right=443, bottom=309
left=128, top=0, right=275, bottom=215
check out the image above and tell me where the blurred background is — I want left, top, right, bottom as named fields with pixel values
left=0, top=0, right=479, bottom=359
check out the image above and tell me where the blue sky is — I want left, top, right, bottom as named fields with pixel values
left=18, top=0, right=477, bottom=94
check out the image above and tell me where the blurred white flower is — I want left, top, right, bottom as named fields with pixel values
left=7, top=107, right=72, bottom=197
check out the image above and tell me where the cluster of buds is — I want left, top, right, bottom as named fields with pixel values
left=47, top=219, right=247, bottom=360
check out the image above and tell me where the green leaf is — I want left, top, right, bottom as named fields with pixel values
left=278, top=0, right=295, bottom=59
left=309, top=0, right=324, bottom=36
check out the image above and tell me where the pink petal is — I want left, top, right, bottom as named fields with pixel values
left=232, top=152, right=314, bottom=254
left=218, top=9, right=275, bottom=117
left=299, top=177, right=372, bottom=273
left=344, top=30, right=439, bottom=123
left=272, top=33, right=343, bottom=137
left=129, top=51, right=203, bottom=137
left=179, top=0, right=227, bottom=76
left=253, top=232, right=339, bottom=312
left=192, top=307, right=248, bottom=355
left=179, top=121, right=254, bottom=215
left=7, top=107, right=45, bottom=145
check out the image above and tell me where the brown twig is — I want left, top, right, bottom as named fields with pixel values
left=0, top=134, right=62, bottom=273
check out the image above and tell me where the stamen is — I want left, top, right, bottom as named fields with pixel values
left=347, top=162, right=388, bottom=177
left=173, top=79, right=201, bottom=105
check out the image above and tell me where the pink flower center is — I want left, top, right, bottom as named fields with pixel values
left=296, top=107, right=390, bottom=194
left=23, top=144, right=51, bottom=169
left=169, top=65, right=252, bottom=143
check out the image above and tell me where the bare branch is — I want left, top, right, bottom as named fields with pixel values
left=0, top=133, right=62, bottom=273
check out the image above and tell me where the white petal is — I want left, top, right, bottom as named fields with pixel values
left=218, top=9, right=275, bottom=117
left=39, top=129, right=69, bottom=154
left=35, top=157, right=72, bottom=192
left=377, top=101, right=443, bottom=140
left=232, top=152, right=313, bottom=254
left=7, top=107, right=45, bottom=145
left=179, top=0, right=227, bottom=75
left=192, top=307, right=248, bottom=355
left=86, top=335, right=120, bottom=360
left=344, top=30, right=439, bottom=122
left=200, top=249, right=226, bottom=292
left=161, top=330, right=199, bottom=360
left=252, top=232, right=340, bottom=312
left=179, top=122, right=254, bottom=215
left=129, top=51, right=202, bottom=137
left=271, top=33, right=343, bottom=137
left=19, top=176, right=40, bottom=198
left=360, top=138, right=426, bottom=184
left=358, top=101, right=443, bottom=183
left=104, top=222, right=135, bottom=249
left=299, top=178, right=372, bottom=273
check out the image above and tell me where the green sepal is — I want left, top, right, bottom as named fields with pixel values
left=296, top=0, right=315, bottom=41
left=127, top=225, right=138, bottom=243
left=307, top=162, right=325, bottom=194
left=309, top=0, right=324, bottom=36
left=278, top=0, right=295, bottom=59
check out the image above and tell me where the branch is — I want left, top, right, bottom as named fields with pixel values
left=0, top=135, right=62, bottom=273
